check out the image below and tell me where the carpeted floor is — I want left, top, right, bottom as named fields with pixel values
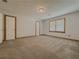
left=0, top=36, right=79, bottom=59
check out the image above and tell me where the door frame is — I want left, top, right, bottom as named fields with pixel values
left=35, top=21, right=40, bottom=36
left=4, top=15, right=17, bottom=41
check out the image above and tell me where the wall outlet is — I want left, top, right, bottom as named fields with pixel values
left=68, top=35, right=71, bottom=37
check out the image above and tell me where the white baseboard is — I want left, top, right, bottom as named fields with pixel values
left=42, top=34, right=79, bottom=41
left=16, top=35, right=35, bottom=39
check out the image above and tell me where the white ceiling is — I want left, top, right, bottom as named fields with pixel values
left=0, top=0, right=79, bottom=20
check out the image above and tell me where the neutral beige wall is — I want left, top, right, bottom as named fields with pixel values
left=16, top=16, right=35, bottom=38
left=42, top=11, right=79, bottom=40
left=0, top=12, right=36, bottom=40
left=0, top=13, right=3, bottom=43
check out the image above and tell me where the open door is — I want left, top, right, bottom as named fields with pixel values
left=35, top=21, right=40, bottom=36
left=4, top=15, right=16, bottom=41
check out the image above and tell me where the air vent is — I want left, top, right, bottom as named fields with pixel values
left=2, top=0, right=8, bottom=2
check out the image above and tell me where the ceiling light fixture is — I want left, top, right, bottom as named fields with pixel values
left=37, top=7, right=46, bottom=13
left=39, top=8, right=45, bottom=13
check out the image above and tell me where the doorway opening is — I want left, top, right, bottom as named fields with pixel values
left=35, top=21, right=40, bottom=36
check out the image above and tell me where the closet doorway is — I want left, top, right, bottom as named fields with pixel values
left=35, top=21, right=40, bottom=36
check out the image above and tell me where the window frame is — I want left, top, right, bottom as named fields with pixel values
left=49, top=17, right=66, bottom=33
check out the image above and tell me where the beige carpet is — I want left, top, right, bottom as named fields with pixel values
left=0, top=36, right=79, bottom=59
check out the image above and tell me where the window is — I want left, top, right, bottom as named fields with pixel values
left=49, top=18, right=66, bottom=33
left=50, top=21, right=55, bottom=31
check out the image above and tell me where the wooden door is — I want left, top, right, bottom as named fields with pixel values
left=4, top=15, right=16, bottom=41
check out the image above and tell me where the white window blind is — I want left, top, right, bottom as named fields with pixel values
left=56, top=19, right=64, bottom=32
left=50, top=21, right=55, bottom=31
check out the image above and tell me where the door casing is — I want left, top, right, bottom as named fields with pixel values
left=4, top=15, right=17, bottom=41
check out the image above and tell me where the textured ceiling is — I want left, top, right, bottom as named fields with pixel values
left=0, top=0, right=79, bottom=20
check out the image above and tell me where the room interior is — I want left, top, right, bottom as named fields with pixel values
left=0, top=0, right=79, bottom=59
